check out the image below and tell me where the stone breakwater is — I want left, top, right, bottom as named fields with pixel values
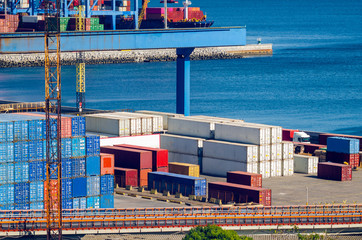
left=0, top=44, right=272, bottom=68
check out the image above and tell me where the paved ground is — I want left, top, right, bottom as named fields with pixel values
left=114, top=194, right=183, bottom=209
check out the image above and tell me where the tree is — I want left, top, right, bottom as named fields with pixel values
left=183, top=225, right=253, bottom=240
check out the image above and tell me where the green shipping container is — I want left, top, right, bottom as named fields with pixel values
left=90, top=17, right=99, bottom=25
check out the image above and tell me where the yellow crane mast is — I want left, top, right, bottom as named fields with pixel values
left=76, top=5, right=86, bottom=112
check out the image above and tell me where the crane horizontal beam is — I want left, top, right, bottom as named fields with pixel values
left=0, top=27, right=246, bottom=53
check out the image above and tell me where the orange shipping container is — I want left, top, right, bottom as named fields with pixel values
left=139, top=168, right=152, bottom=187
left=100, top=153, right=115, bottom=175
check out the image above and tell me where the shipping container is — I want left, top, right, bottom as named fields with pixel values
left=62, top=198, right=73, bottom=209
left=86, top=196, right=100, bottom=209
left=160, top=134, right=203, bottom=156
left=0, top=184, right=14, bottom=206
left=112, top=112, right=163, bottom=133
left=72, top=157, right=86, bottom=177
left=0, top=163, right=14, bottom=184
left=14, top=182, right=29, bottom=204
left=116, top=144, right=168, bottom=171
left=136, top=110, right=183, bottom=130
left=202, top=157, right=256, bottom=177
left=85, top=114, right=133, bottom=136
left=73, top=197, right=87, bottom=209
left=100, top=146, right=152, bottom=169
left=214, top=122, right=269, bottom=145
left=0, top=142, right=14, bottom=163
left=100, top=174, right=114, bottom=195
left=157, top=166, right=169, bottom=172
left=258, top=161, right=271, bottom=178
left=86, top=155, right=101, bottom=176
left=60, top=158, right=72, bottom=179
left=15, top=203, right=30, bottom=210
left=294, top=154, right=318, bottom=174
left=61, top=138, right=72, bottom=158
left=30, top=201, right=44, bottom=210
left=72, top=177, right=87, bottom=197
left=44, top=180, right=59, bottom=210
left=0, top=120, right=14, bottom=142
left=14, top=162, right=29, bottom=183
left=14, top=141, right=29, bottom=162
left=168, top=117, right=214, bottom=138
left=139, top=168, right=152, bottom=187
left=148, top=172, right=206, bottom=196
left=319, top=133, right=362, bottom=151
left=62, top=178, right=72, bottom=199
left=100, top=153, right=114, bottom=175
left=30, top=181, right=44, bottom=202
left=169, top=162, right=199, bottom=177
left=208, top=182, right=271, bottom=206
left=29, top=140, right=43, bottom=161
left=326, top=151, right=359, bottom=168
left=203, top=140, right=257, bottom=163
left=72, top=137, right=86, bottom=157
left=227, top=171, right=262, bottom=188
left=87, top=175, right=100, bottom=196
left=86, top=134, right=101, bottom=156
left=114, top=167, right=138, bottom=187
left=282, top=129, right=299, bottom=141
left=100, top=194, right=114, bottom=208
left=327, top=137, right=360, bottom=154
left=282, top=141, right=294, bottom=160
left=168, top=152, right=200, bottom=165
left=281, top=159, right=294, bottom=176
left=318, top=162, right=352, bottom=181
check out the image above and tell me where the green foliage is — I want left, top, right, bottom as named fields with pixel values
left=183, top=225, right=253, bottom=240
left=297, top=233, right=325, bottom=240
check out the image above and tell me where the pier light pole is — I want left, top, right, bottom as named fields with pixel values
left=164, top=0, right=167, bottom=29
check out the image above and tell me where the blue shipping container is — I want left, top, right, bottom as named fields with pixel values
left=0, top=120, right=14, bottom=142
left=30, top=181, right=44, bottom=202
left=62, top=178, right=72, bottom=199
left=0, top=184, right=14, bottom=206
left=29, top=161, right=45, bottom=181
left=14, top=141, right=29, bottom=162
left=49, top=163, right=58, bottom=180
left=100, top=194, right=114, bottom=208
left=86, top=196, right=100, bottom=209
left=0, top=204, right=15, bottom=210
left=0, top=142, right=14, bottom=163
left=29, top=140, right=43, bottom=161
left=72, top=137, right=86, bottom=157
left=72, top=177, right=87, bottom=197
left=62, top=158, right=72, bottom=178
left=0, top=163, right=14, bottom=184
left=13, top=120, right=28, bottom=141
left=72, top=157, right=86, bottom=177
left=15, top=203, right=30, bottom=210
left=62, top=138, right=72, bottom=158
left=62, top=198, right=73, bottom=209
left=30, top=201, right=44, bottom=210
left=86, top=156, right=101, bottom=176
left=14, top=182, right=30, bottom=204
left=327, top=137, right=360, bottom=154
left=14, top=162, right=29, bottom=183
left=100, top=175, right=114, bottom=195
left=86, top=135, right=101, bottom=156
left=72, top=197, right=87, bottom=209
left=87, top=176, right=100, bottom=196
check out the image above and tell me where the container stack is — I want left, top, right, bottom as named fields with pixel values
left=117, top=0, right=131, bottom=11
left=319, top=134, right=362, bottom=152
left=168, top=162, right=199, bottom=177
left=100, top=146, right=152, bottom=187
left=326, top=137, right=360, bottom=168
left=0, top=14, right=19, bottom=33
left=293, top=154, right=318, bottom=174
left=148, top=172, right=206, bottom=197
left=114, top=167, right=138, bottom=187
left=317, top=162, right=352, bottom=181
left=145, top=7, right=205, bottom=22
left=0, top=112, right=114, bottom=210
left=85, top=111, right=163, bottom=136
left=281, top=141, right=294, bottom=176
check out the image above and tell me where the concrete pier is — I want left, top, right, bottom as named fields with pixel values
left=0, top=44, right=272, bottom=68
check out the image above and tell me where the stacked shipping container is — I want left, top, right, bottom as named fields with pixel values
left=0, top=112, right=114, bottom=210
left=326, top=137, right=360, bottom=168
left=293, top=154, right=318, bottom=174
left=168, top=162, right=199, bottom=177
left=0, top=14, right=19, bottom=33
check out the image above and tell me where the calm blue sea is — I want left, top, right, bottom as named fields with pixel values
left=0, top=0, right=361, bottom=134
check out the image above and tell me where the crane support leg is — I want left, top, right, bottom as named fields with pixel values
left=176, top=47, right=194, bottom=116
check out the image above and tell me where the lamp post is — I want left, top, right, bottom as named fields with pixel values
left=306, top=186, right=309, bottom=205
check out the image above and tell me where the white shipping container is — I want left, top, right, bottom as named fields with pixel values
left=258, top=161, right=271, bottom=178
left=168, top=152, right=199, bottom=165
left=270, top=160, right=277, bottom=177
left=276, top=143, right=282, bottom=160
left=160, top=134, right=203, bottom=156
left=112, top=112, right=153, bottom=135
left=258, top=145, right=266, bottom=162
left=294, top=155, right=318, bottom=174
left=214, top=123, right=268, bottom=145
left=288, top=159, right=294, bottom=176
left=276, top=160, right=282, bottom=177
left=203, top=140, right=257, bottom=163
left=282, top=141, right=294, bottom=160
left=137, top=110, right=180, bottom=130
left=96, top=113, right=141, bottom=135
left=202, top=157, right=251, bottom=177
left=168, top=117, right=214, bottom=139
left=251, top=162, right=258, bottom=174
left=270, top=144, right=277, bottom=161
left=186, top=115, right=244, bottom=124
left=85, top=115, right=131, bottom=136
left=265, top=144, right=271, bottom=161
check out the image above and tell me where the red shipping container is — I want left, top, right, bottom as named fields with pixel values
left=100, top=153, right=115, bottom=175
left=326, top=152, right=359, bottom=168
left=139, top=168, right=152, bottom=187
left=156, top=166, right=169, bottom=172
left=208, top=182, right=271, bottom=206
left=115, top=144, right=168, bottom=171
left=282, top=129, right=299, bottom=141
left=227, top=171, right=262, bottom=188
left=100, top=146, right=152, bottom=170
left=319, top=133, right=362, bottom=151
left=114, top=167, right=138, bottom=187
left=318, top=162, right=352, bottom=181
left=44, top=180, right=59, bottom=210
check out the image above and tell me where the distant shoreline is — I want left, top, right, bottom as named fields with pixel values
left=0, top=44, right=272, bottom=68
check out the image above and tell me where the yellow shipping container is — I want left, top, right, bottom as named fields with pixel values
left=169, top=162, right=200, bottom=177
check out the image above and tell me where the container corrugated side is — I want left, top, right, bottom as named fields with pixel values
left=30, top=161, right=45, bottom=182
left=0, top=184, right=14, bottom=207
left=100, top=175, right=114, bottom=195
left=0, top=142, right=14, bottom=163
left=111, top=112, right=154, bottom=135
left=160, top=134, right=203, bottom=156
left=0, top=120, right=14, bottom=142
left=100, top=153, right=114, bottom=175
left=227, top=171, right=262, bottom=188
left=72, top=137, right=86, bottom=157
left=168, top=117, right=214, bottom=138
left=0, top=163, right=14, bottom=184
left=294, top=154, right=318, bottom=174
left=61, top=158, right=72, bottom=178
left=72, top=177, right=87, bottom=197
left=168, top=152, right=200, bottom=165
left=14, top=182, right=29, bottom=204
left=100, top=194, right=114, bottom=208
left=86, top=196, right=100, bottom=209
left=29, top=140, right=43, bottom=161
left=86, top=134, right=101, bottom=156
left=114, top=167, right=138, bottom=187
left=169, top=162, right=200, bottom=177
left=14, top=162, right=29, bottom=183
left=327, top=137, right=359, bottom=154
left=203, top=140, right=257, bottom=163
left=30, top=181, right=44, bottom=202
left=86, top=155, right=101, bottom=176
left=72, top=157, right=86, bottom=177
left=73, top=197, right=87, bottom=209
left=61, top=138, right=72, bottom=158
left=136, top=110, right=184, bottom=130
left=62, top=178, right=72, bottom=199
left=282, top=141, right=294, bottom=160
left=87, top=176, right=100, bottom=196
left=202, top=157, right=251, bottom=177
left=85, top=114, right=128, bottom=136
